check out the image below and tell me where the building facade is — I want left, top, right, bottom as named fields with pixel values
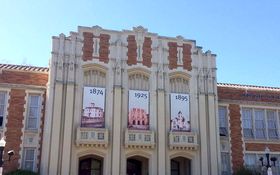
left=0, top=26, right=279, bottom=175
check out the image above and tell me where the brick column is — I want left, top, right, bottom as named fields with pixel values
left=229, top=104, right=244, bottom=172
left=4, top=89, right=26, bottom=173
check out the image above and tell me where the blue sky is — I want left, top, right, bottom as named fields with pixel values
left=1, top=0, right=280, bottom=87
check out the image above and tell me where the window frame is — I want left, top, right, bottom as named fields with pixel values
left=0, top=91, right=7, bottom=128
left=242, top=107, right=280, bottom=140
left=25, top=94, right=41, bottom=130
left=22, top=147, right=36, bottom=171
left=218, top=106, right=228, bottom=137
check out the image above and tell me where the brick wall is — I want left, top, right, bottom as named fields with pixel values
left=168, top=42, right=177, bottom=69
left=127, top=35, right=137, bottom=65
left=218, top=86, right=280, bottom=103
left=183, top=44, right=192, bottom=71
left=0, top=68, right=48, bottom=173
left=82, top=32, right=94, bottom=61
left=142, top=37, right=152, bottom=68
left=99, top=34, right=110, bottom=63
left=0, top=70, right=48, bottom=86
left=3, top=89, right=26, bottom=173
left=228, top=104, right=244, bottom=172
left=245, top=143, right=280, bottom=152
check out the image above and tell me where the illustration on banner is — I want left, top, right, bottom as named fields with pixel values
left=81, top=87, right=105, bottom=128
left=128, top=90, right=149, bottom=130
left=170, top=93, right=190, bottom=131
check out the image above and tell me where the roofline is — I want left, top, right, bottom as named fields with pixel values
left=217, top=82, right=280, bottom=91
left=0, top=63, right=49, bottom=73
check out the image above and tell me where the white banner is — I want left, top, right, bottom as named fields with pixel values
left=128, top=90, right=149, bottom=130
left=170, top=93, right=190, bottom=131
left=81, top=87, right=105, bottom=128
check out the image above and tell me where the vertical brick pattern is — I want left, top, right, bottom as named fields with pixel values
left=82, top=32, right=94, bottom=61
left=246, top=143, right=280, bottom=152
left=142, top=37, right=152, bottom=68
left=168, top=42, right=177, bottom=69
left=183, top=43, right=192, bottom=71
left=37, top=91, right=47, bottom=172
left=127, top=35, right=137, bottom=65
left=3, top=89, right=26, bottom=173
left=229, top=104, right=244, bottom=173
left=99, top=34, right=110, bottom=63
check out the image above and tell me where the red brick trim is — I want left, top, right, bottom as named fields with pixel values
left=0, top=70, right=48, bottom=86
left=218, top=87, right=280, bottom=103
left=99, top=34, right=110, bottom=63
left=168, top=42, right=177, bottom=69
left=3, top=89, right=26, bottom=173
left=127, top=35, right=137, bottom=65
left=246, top=143, right=280, bottom=152
left=228, top=104, right=244, bottom=172
left=82, top=32, right=94, bottom=61
left=142, top=37, right=152, bottom=68
left=183, top=44, right=192, bottom=71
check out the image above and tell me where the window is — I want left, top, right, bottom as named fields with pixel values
left=244, top=153, right=280, bottom=174
left=26, top=95, right=41, bottom=130
left=242, top=108, right=254, bottom=138
left=0, top=92, right=7, bottom=127
left=22, top=148, right=36, bottom=171
left=221, top=152, right=231, bottom=175
left=219, top=106, right=228, bottom=136
left=254, top=109, right=266, bottom=139
left=242, top=107, right=280, bottom=140
left=267, top=110, right=278, bottom=139
left=244, top=154, right=256, bottom=170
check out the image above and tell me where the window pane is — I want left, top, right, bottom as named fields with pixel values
left=0, top=92, right=6, bottom=104
left=25, top=149, right=35, bottom=160
left=26, top=95, right=40, bottom=129
left=27, top=118, right=37, bottom=129
left=0, top=117, right=3, bottom=127
left=245, top=154, right=256, bottom=167
left=255, top=109, right=265, bottom=139
left=30, top=96, right=39, bottom=107
left=267, top=110, right=278, bottom=139
left=24, top=161, right=34, bottom=171
left=242, top=108, right=253, bottom=138
left=29, top=107, right=38, bottom=118
left=219, top=106, right=228, bottom=136
left=23, top=148, right=35, bottom=171
left=0, top=92, right=6, bottom=128
left=0, top=105, right=4, bottom=117
left=221, top=152, right=231, bottom=175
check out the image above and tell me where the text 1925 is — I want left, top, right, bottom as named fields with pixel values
left=134, top=93, right=148, bottom=99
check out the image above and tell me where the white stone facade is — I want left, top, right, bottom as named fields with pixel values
left=40, top=26, right=220, bottom=175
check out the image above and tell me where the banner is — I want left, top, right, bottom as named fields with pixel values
left=128, top=90, right=149, bottom=130
left=81, top=87, right=105, bottom=128
left=170, top=93, right=190, bottom=131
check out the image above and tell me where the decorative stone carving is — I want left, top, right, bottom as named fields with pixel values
left=157, top=63, right=164, bottom=89
left=133, top=26, right=148, bottom=33
left=114, top=59, right=122, bottom=86
left=92, top=25, right=102, bottom=36
left=198, top=69, right=205, bottom=93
